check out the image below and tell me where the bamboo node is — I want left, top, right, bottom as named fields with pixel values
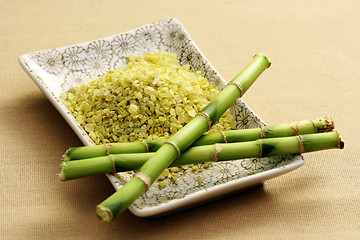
left=260, top=126, right=266, bottom=138
left=196, top=112, right=212, bottom=130
left=105, top=144, right=113, bottom=155
left=212, top=144, right=225, bottom=162
left=108, top=155, right=116, bottom=173
left=309, top=120, right=318, bottom=133
left=134, top=172, right=151, bottom=191
left=142, top=140, right=149, bottom=152
left=164, top=141, right=181, bottom=158
left=227, top=82, right=244, bottom=97
left=219, top=131, right=228, bottom=143
left=296, top=136, right=305, bottom=153
left=291, top=124, right=299, bottom=136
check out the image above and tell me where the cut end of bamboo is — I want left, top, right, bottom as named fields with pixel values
left=324, top=115, right=335, bottom=132
left=253, top=53, right=271, bottom=68
left=336, top=131, right=345, bottom=149
left=96, top=205, right=113, bottom=223
left=58, top=163, right=66, bottom=181
left=62, top=151, right=71, bottom=162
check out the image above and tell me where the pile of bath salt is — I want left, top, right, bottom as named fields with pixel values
left=61, top=51, right=236, bottom=145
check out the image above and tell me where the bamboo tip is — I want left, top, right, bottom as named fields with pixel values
left=61, top=154, right=70, bottom=162
left=63, top=149, right=71, bottom=161
left=253, top=53, right=271, bottom=68
left=325, top=115, right=335, bottom=131
left=336, top=131, right=345, bottom=149
left=58, top=163, right=66, bottom=181
left=96, top=205, right=113, bottom=223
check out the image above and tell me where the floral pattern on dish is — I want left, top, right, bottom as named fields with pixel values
left=111, top=33, right=137, bottom=57
left=162, top=22, right=189, bottom=48
left=182, top=166, right=214, bottom=188
left=83, top=55, right=110, bottom=77
left=62, top=71, right=91, bottom=90
left=87, top=40, right=113, bottom=59
left=63, top=46, right=86, bottom=71
left=133, top=39, right=160, bottom=55
left=135, top=25, right=161, bottom=44
left=36, top=49, right=64, bottom=75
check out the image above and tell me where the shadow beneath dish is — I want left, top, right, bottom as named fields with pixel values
left=111, top=185, right=271, bottom=234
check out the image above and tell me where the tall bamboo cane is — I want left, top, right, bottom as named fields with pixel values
left=60, top=132, right=343, bottom=181
left=96, top=54, right=271, bottom=222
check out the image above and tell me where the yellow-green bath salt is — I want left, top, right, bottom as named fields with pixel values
left=61, top=51, right=236, bottom=145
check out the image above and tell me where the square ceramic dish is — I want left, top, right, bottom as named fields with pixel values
left=18, top=17, right=304, bottom=217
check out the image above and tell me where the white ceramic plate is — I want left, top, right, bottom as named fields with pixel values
left=18, top=17, right=304, bottom=217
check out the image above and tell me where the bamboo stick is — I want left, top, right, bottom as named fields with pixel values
left=60, top=132, right=344, bottom=181
left=64, top=116, right=334, bottom=161
left=96, top=54, right=271, bottom=222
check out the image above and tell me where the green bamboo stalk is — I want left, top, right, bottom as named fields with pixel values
left=64, top=116, right=334, bottom=161
left=96, top=54, right=271, bottom=222
left=60, top=132, right=344, bottom=181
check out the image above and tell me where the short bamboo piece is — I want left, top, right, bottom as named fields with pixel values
left=60, top=131, right=344, bottom=181
left=64, top=116, right=334, bottom=161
